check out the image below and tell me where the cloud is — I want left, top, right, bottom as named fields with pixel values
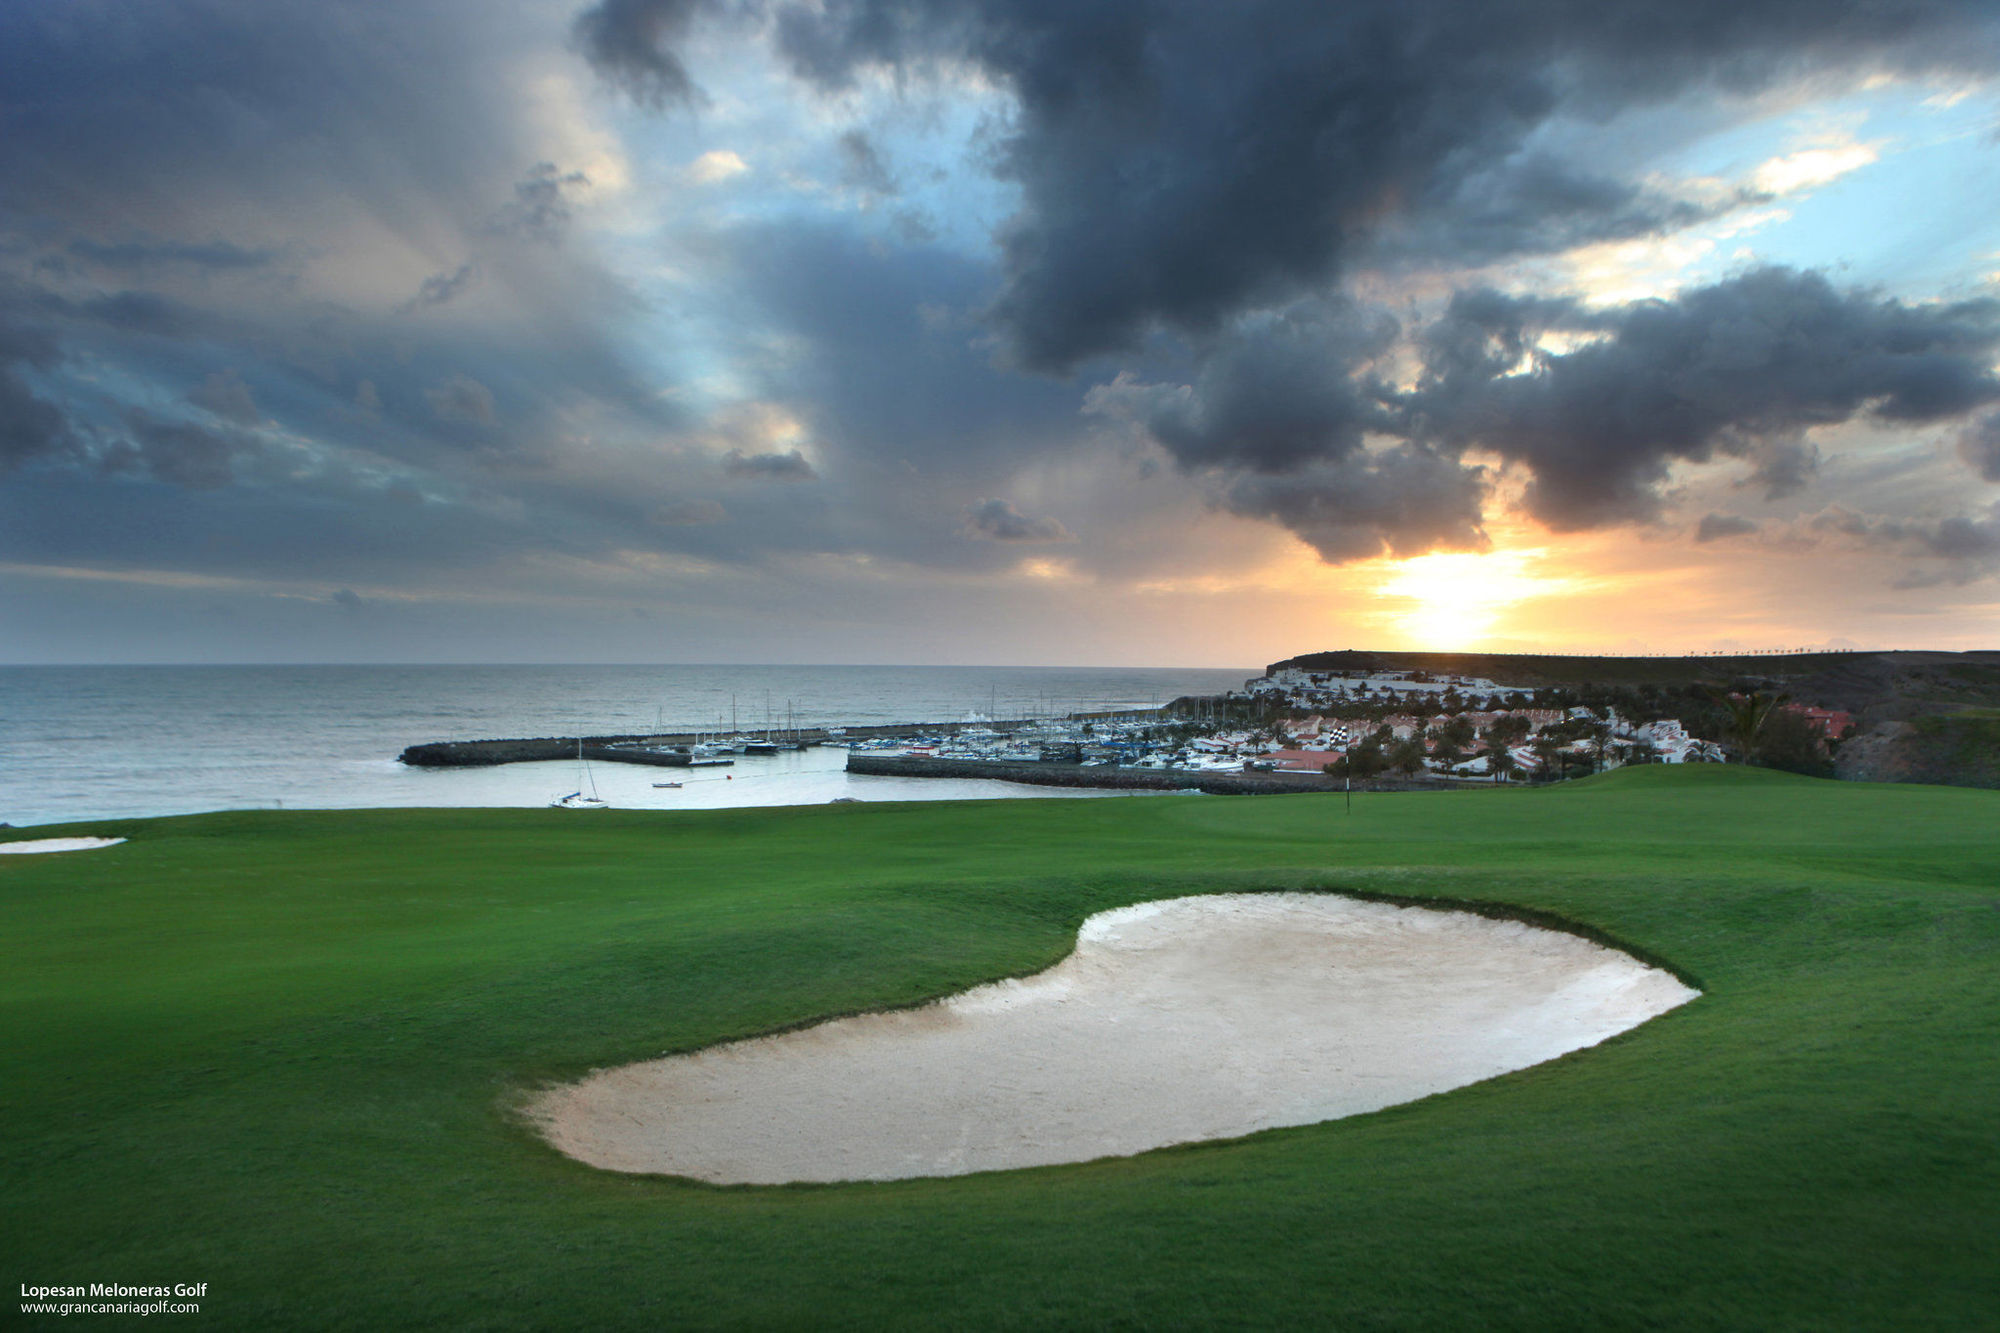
left=117, top=413, right=249, bottom=489
left=1960, top=410, right=2000, bottom=482
left=686, top=150, right=749, bottom=184
left=1406, top=267, right=2000, bottom=529
left=652, top=497, right=728, bottom=524
left=1084, top=300, right=1401, bottom=474
left=731, top=0, right=1997, bottom=371
left=405, top=263, right=479, bottom=311
left=1695, top=512, right=1760, bottom=542
left=574, top=0, right=712, bottom=108
left=0, top=318, right=77, bottom=472
left=1220, top=447, right=1489, bottom=563
left=961, top=498, right=1070, bottom=542
left=1751, top=142, right=1880, bottom=196
left=1738, top=437, right=1820, bottom=501
left=425, top=374, right=497, bottom=425
left=836, top=130, right=896, bottom=196
left=187, top=371, right=262, bottom=426
left=717, top=221, right=1086, bottom=475
left=66, top=238, right=277, bottom=273
left=490, top=162, right=590, bottom=244
left=1808, top=501, right=2000, bottom=584
left=722, top=447, right=816, bottom=480
left=1372, top=156, right=1758, bottom=270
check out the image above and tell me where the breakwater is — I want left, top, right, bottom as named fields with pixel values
left=398, top=718, right=1062, bottom=769
left=843, top=753, right=1331, bottom=795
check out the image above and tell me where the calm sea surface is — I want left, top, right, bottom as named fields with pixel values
left=0, top=664, right=1252, bottom=828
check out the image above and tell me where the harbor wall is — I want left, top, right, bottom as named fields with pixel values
left=399, top=719, right=1050, bottom=768
left=843, top=753, right=1331, bottom=795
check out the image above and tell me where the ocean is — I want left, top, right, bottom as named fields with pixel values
left=0, top=663, right=1253, bottom=828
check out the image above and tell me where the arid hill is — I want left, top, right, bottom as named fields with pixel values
left=1264, top=649, right=2000, bottom=789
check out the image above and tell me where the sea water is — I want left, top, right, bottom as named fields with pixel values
left=0, top=663, right=1252, bottom=828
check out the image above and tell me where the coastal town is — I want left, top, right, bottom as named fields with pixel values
left=397, top=652, right=1883, bottom=795
left=838, top=662, right=1854, bottom=785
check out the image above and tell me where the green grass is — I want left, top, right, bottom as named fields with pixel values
left=5, top=767, right=1998, bottom=1330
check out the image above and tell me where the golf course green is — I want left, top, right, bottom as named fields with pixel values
left=5, top=765, right=1997, bottom=1329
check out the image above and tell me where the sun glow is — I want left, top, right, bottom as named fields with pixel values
left=1375, top=551, right=1566, bottom=649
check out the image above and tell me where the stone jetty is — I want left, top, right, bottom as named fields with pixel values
left=398, top=720, right=1045, bottom=769
left=843, top=753, right=1333, bottom=795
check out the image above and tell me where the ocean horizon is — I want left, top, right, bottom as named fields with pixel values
left=0, top=662, right=1254, bottom=828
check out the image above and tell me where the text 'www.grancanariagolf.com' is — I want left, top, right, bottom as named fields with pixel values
left=20, top=1283, right=205, bottom=1317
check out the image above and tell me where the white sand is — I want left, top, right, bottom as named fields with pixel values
left=532, top=893, right=1697, bottom=1184
left=0, top=837, right=126, bottom=855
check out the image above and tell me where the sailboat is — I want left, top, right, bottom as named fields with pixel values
left=550, top=739, right=609, bottom=809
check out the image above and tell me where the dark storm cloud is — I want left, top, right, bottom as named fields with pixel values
left=961, top=498, right=1070, bottom=542
left=1222, top=447, right=1488, bottom=563
left=1406, top=267, right=2000, bottom=529
left=0, top=1, right=741, bottom=626
left=1082, top=265, right=2000, bottom=558
left=837, top=130, right=898, bottom=196
left=1080, top=297, right=1487, bottom=558
left=187, top=371, right=262, bottom=426
left=1695, top=512, right=1759, bottom=543
left=572, top=0, right=713, bottom=108
left=571, top=0, right=2000, bottom=575
left=1371, top=157, right=1760, bottom=270
left=1919, top=508, right=2000, bottom=564
left=722, top=448, right=817, bottom=480
left=117, top=413, right=251, bottom=490
left=1739, top=437, right=1819, bottom=501
left=725, top=0, right=1995, bottom=370
left=1960, top=411, right=2000, bottom=482
left=1084, top=299, right=1401, bottom=473
left=0, top=318, right=76, bottom=472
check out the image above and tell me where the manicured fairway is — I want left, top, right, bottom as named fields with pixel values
left=4, top=767, right=1998, bottom=1329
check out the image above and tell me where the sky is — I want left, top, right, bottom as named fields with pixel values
left=2, top=0, right=1998, bottom=666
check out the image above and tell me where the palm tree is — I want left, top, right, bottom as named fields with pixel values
left=1703, top=685, right=1790, bottom=762
left=1531, top=735, right=1564, bottom=782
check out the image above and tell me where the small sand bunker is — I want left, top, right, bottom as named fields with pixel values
left=0, top=837, right=126, bottom=855
left=532, top=893, right=1697, bottom=1184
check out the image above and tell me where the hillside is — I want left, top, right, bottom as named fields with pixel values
left=1265, top=648, right=2000, bottom=788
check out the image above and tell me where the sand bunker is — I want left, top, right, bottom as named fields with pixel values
left=533, top=893, right=1697, bottom=1184
left=0, top=837, right=126, bottom=855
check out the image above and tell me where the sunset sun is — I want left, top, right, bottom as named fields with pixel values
left=1376, top=551, right=1565, bottom=649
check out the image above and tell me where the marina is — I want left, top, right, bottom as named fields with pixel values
left=2, top=663, right=1251, bottom=828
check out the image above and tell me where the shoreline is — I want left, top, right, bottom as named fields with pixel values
left=846, top=753, right=1488, bottom=795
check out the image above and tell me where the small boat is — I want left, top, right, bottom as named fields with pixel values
left=652, top=781, right=683, bottom=789
left=550, top=739, right=609, bottom=808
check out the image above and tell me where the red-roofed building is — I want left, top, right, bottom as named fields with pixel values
left=1261, top=749, right=1343, bottom=772
left=1788, top=705, right=1854, bottom=739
